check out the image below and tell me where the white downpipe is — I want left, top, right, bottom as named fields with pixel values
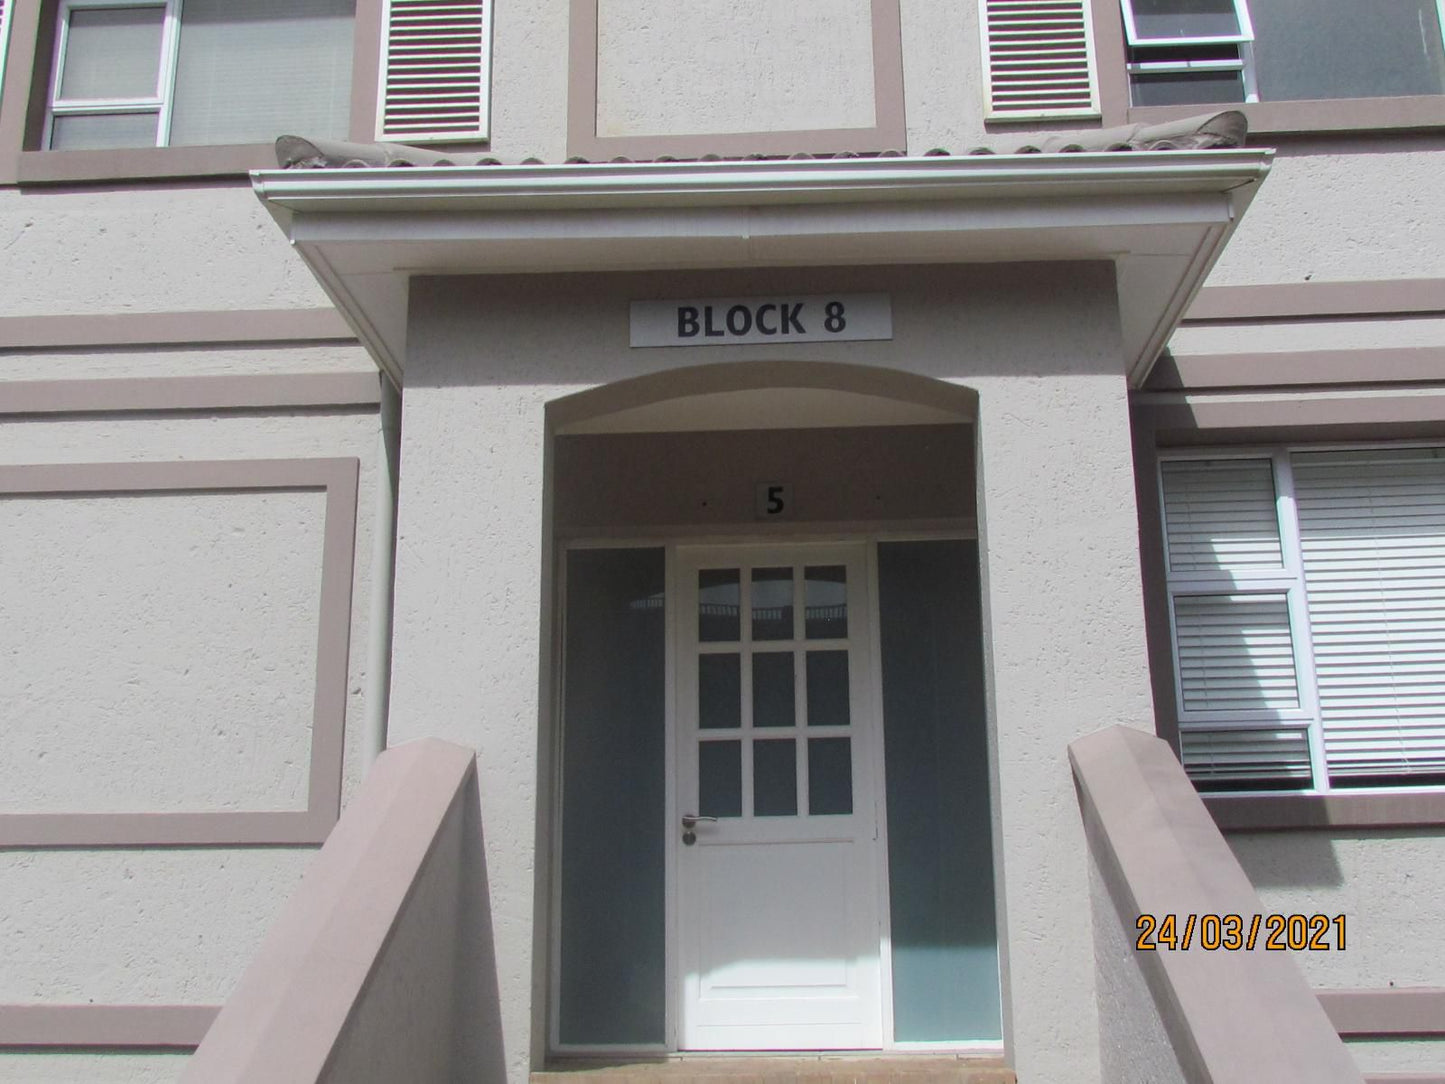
left=363, top=374, right=401, bottom=771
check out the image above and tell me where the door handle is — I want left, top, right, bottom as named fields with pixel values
left=681, top=813, right=717, bottom=846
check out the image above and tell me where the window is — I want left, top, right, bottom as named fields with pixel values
left=1159, top=446, right=1445, bottom=793
left=0, top=0, right=12, bottom=111
left=1121, top=0, right=1445, bottom=107
left=44, top=0, right=356, bottom=150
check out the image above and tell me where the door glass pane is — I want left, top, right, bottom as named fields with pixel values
left=807, top=738, right=853, bottom=815
left=698, top=654, right=741, bottom=730
left=60, top=7, right=166, bottom=100
left=805, top=565, right=848, bottom=638
left=559, top=547, right=666, bottom=1045
left=806, top=650, right=850, bottom=727
left=1128, top=0, right=1242, bottom=40
left=699, top=740, right=742, bottom=818
left=751, top=567, right=794, bottom=641
left=699, top=569, right=740, bottom=642
left=49, top=112, right=161, bottom=150
left=752, top=652, right=795, bottom=728
left=753, top=740, right=798, bottom=816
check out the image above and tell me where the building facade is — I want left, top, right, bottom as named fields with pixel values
left=1, top=0, right=1443, bottom=1080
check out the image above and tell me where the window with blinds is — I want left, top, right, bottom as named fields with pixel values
left=42, top=0, right=354, bottom=150
left=1159, top=446, right=1445, bottom=792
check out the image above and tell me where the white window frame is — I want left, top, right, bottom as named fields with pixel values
left=43, top=0, right=182, bottom=150
left=1160, top=443, right=1445, bottom=797
left=0, top=0, right=15, bottom=113
left=1121, top=0, right=1259, bottom=103
left=1119, top=0, right=1254, bottom=46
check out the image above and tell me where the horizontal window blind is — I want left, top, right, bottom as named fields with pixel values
left=1174, top=594, right=1300, bottom=713
left=979, top=0, right=1101, bottom=120
left=1178, top=725, right=1313, bottom=785
left=1162, top=458, right=1282, bottom=572
left=377, top=0, right=490, bottom=141
left=1294, top=449, right=1445, bottom=781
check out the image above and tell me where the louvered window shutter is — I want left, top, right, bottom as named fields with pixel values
left=377, top=0, right=492, bottom=142
left=979, top=0, right=1101, bottom=120
left=1293, top=449, right=1445, bottom=783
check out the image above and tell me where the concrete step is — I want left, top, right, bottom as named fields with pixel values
left=533, top=1055, right=1016, bottom=1084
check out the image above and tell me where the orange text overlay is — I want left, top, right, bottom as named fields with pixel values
left=1135, top=913, right=1346, bottom=952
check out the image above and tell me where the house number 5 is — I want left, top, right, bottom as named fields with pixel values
left=756, top=482, right=792, bottom=520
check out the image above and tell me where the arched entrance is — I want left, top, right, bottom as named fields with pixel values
left=546, top=362, right=1000, bottom=1055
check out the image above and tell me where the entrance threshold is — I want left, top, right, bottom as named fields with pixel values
left=535, top=1055, right=1015, bottom=1084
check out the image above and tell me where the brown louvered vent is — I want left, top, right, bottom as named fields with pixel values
left=980, top=0, right=1100, bottom=120
left=377, top=0, right=492, bottom=142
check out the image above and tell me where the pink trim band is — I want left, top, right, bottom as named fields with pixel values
left=0, top=373, right=381, bottom=415
left=0, top=1005, right=218, bottom=1048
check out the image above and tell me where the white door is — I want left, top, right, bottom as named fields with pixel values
left=675, top=544, right=883, bottom=1051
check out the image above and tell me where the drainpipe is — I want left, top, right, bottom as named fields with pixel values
left=362, top=373, right=401, bottom=771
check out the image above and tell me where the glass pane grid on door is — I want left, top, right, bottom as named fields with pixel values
left=695, top=562, right=855, bottom=821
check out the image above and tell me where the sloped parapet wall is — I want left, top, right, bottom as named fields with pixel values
left=1070, top=725, right=1364, bottom=1083
left=182, top=738, right=502, bottom=1084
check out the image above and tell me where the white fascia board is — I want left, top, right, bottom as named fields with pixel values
left=252, top=151, right=1273, bottom=385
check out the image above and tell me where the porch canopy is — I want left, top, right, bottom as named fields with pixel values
left=251, top=112, right=1272, bottom=388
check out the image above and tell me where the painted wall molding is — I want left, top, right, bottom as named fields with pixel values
left=0, top=1004, right=217, bottom=1048
left=1185, top=279, right=1445, bottom=323
left=0, top=457, right=359, bottom=847
left=1318, top=987, right=1445, bottom=1039
left=0, top=373, right=382, bottom=415
left=0, top=309, right=355, bottom=350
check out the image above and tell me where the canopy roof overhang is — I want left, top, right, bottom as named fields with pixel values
left=251, top=149, right=1273, bottom=389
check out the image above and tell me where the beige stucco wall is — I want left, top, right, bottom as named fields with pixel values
left=1229, top=830, right=1445, bottom=989
left=594, top=0, right=876, bottom=137
left=386, top=260, right=1151, bottom=1082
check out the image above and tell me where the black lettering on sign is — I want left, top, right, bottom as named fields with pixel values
left=757, top=304, right=778, bottom=335
left=782, top=303, right=805, bottom=334
left=704, top=306, right=724, bottom=337
left=677, top=307, right=700, bottom=338
left=824, top=301, right=846, bottom=333
left=726, top=304, right=752, bottom=335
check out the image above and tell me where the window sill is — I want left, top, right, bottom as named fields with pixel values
left=1126, top=95, right=1445, bottom=135
left=17, top=143, right=281, bottom=185
left=1205, top=791, right=1445, bottom=831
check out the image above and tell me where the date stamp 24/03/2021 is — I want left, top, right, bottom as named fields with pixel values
left=1135, top=913, right=1346, bottom=951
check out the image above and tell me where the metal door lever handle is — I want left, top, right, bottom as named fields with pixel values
left=681, top=813, right=718, bottom=829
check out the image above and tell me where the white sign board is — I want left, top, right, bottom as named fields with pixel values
left=630, top=294, right=892, bottom=348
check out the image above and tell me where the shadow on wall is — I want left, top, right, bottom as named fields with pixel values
left=1227, top=833, right=1344, bottom=889
left=455, top=770, right=509, bottom=1082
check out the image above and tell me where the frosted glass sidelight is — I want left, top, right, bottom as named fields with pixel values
left=559, top=547, right=666, bottom=1045
left=878, top=540, right=1001, bottom=1042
